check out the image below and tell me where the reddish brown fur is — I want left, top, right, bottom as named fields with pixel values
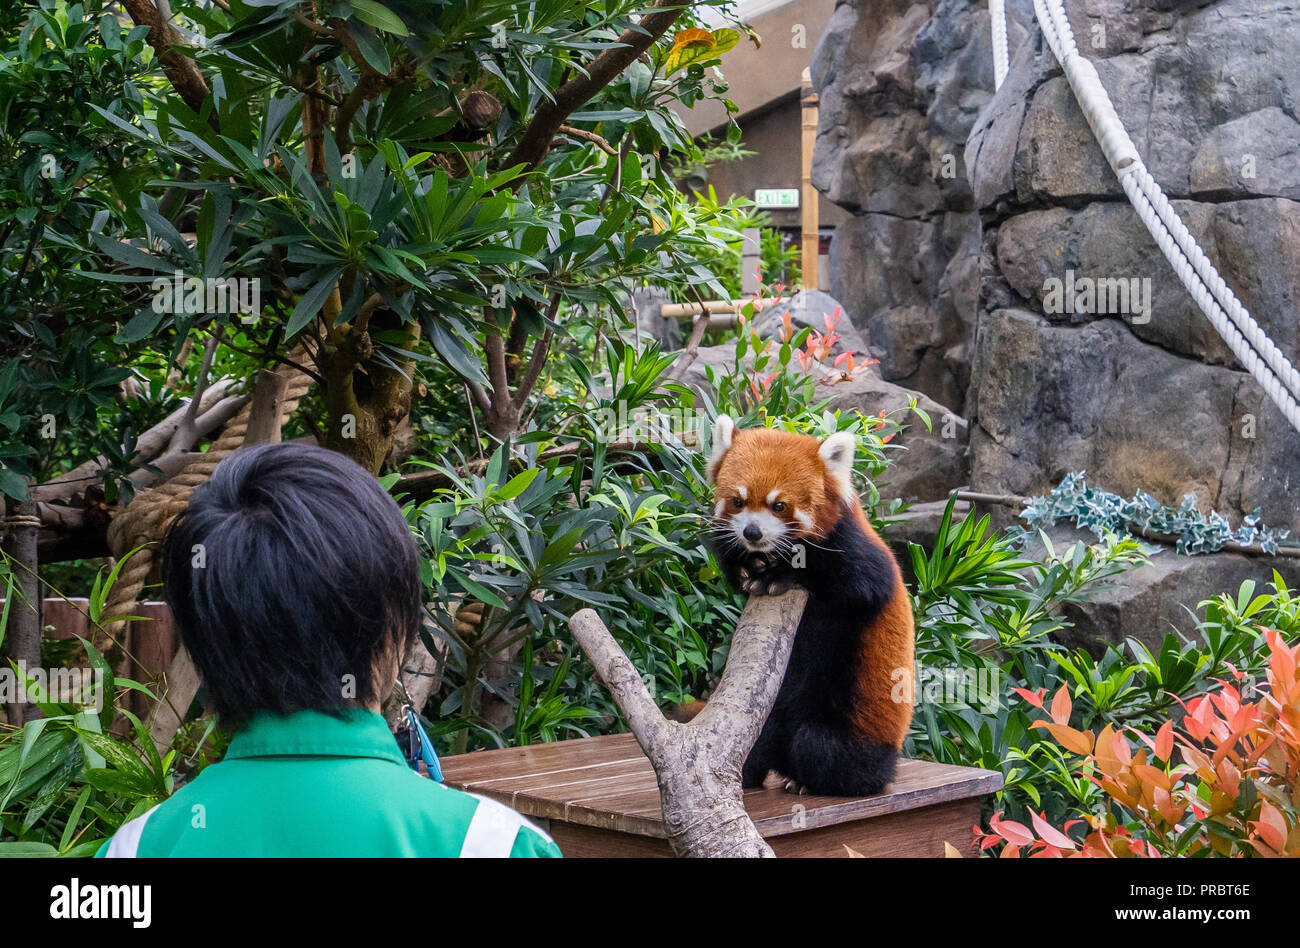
left=713, top=428, right=836, bottom=533
left=842, top=502, right=913, bottom=747
left=713, top=426, right=914, bottom=750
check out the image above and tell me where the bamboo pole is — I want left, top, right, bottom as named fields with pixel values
left=1, top=498, right=43, bottom=726
left=800, top=67, right=819, bottom=291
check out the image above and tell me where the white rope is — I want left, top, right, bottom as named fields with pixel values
left=989, top=0, right=1300, bottom=432
left=989, top=0, right=1010, bottom=89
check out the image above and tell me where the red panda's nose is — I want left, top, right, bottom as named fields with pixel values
left=743, top=524, right=762, bottom=542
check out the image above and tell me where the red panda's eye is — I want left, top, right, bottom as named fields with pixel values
left=772, top=501, right=787, bottom=513
left=730, top=496, right=745, bottom=510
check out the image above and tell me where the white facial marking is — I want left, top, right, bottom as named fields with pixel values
left=737, top=485, right=747, bottom=501
left=766, top=489, right=781, bottom=504
left=730, top=509, right=788, bottom=552
left=794, top=510, right=814, bottom=531
left=714, top=499, right=727, bottom=518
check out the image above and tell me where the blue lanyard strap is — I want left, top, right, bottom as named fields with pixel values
left=407, top=709, right=444, bottom=783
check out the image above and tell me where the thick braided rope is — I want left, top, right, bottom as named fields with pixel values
left=989, top=0, right=1010, bottom=89
left=96, top=356, right=315, bottom=659
left=995, top=0, right=1300, bottom=431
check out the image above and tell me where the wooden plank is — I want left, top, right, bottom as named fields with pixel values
left=454, top=753, right=654, bottom=796
left=39, top=598, right=89, bottom=641
left=548, top=822, right=673, bottom=859
left=440, top=732, right=641, bottom=783
left=745, top=759, right=1003, bottom=837
left=441, top=732, right=1003, bottom=844
left=544, top=799, right=979, bottom=858
left=769, top=799, right=979, bottom=858
left=443, top=746, right=646, bottom=786
left=473, top=782, right=668, bottom=839
left=800, top=66, right=819, bottom=289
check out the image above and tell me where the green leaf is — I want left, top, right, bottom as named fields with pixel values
left=347, top=24, right=391, bottom=74
left=0, top=842, right=59, bottom=857
left=114, top=307, right=166, bottom=344
left=496, top=468, right=540, bottom=501
left=349, top=0, right=410, bottom=36
left=286, top=273, right=340, bottom=337
left=427, top=320, right=487, bottom=385
left=0, top=469, right=27, bottom=501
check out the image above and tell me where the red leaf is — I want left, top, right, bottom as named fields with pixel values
left=1154, top=720, right=1174, bottom=762
left=1254, top=801, right=1289, bottom=853
left=1012, top=687, right=1045, bottom=709
left=1050, top=684, right=1072, bottom=726
left=990, top=813, right=1035, bottom=847
left=1030, top=810, right=1077, bottom=850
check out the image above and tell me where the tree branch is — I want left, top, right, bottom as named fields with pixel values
left=503, top=0, right=687, bottom=176
left=567, top=590, right=809, bottom=857
left=484, top=326, right=511, bottom=404
left=511, top=330, right=553, bottom=411
left=241, top=369, right=291, bottom=446
left=557, top=124, right=619, bottom=156
left=120, top=0, right=215, bottom=129
left=666, top=288, right=713, bottom=380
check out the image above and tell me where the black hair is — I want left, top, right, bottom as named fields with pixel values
left=161, top=442, right=423, bottom=730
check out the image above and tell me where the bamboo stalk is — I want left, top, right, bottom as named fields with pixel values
left=800, top=67, right=819, bottom=291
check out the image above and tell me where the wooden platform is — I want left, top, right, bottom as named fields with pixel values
left=441, top=732, right=1002, bottom=857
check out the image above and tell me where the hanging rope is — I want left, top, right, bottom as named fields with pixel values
left=989, top=0, right=1300, bottom=432
left=96, top=351, right=315, bottom=663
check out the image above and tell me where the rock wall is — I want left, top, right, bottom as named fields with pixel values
left=811, top=0, right=1300, bottom=643
left=813, top=0, right=1299, bottom=530
left=964, top=0, right=1300, bottom=533
left=811, top=0, right=1035, bottom=412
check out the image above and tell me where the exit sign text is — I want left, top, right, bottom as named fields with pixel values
left=754, top=188, right=799, bottom=209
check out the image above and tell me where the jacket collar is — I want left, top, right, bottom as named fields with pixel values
left=224, top=708, right=407, bottom=767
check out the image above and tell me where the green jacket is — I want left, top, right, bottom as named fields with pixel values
left=95, top=709, right=560, bottom=858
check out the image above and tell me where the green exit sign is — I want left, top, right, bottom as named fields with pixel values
left=754, top=188, right=799, bottom=209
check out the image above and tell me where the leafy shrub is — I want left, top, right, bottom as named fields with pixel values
left=974, top=625, right=1300, bottom=857
left=906, top=503, right=1152, bottom=822
left=406, top=323, right=921, bottom=752
left=0, top=556, right=224, bottom=855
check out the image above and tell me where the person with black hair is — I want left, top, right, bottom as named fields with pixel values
left=95, top=442, right=560, bottom=858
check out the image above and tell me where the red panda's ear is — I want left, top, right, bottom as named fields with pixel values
left=818, top=431, right=856, bottom=499
left=707, top=414, right=735, bottom=483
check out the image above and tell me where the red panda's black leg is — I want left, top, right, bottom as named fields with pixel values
left=741, top=714, right=786, bottom=788
left=784, top=720, right=898, bottom=796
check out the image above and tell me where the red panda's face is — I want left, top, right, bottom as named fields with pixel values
left=705, top=415, right=857, bottom=554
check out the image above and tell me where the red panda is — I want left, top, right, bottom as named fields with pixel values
left=704, top=415, right=914, bottom=796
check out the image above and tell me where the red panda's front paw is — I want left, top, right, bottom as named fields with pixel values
left=737, top=555, right=792, bottom=596
left=739, top=575, right=793, bottom=596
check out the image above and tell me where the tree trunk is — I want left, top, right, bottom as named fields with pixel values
left=2, top=497, right=44, bottom=726
left=568, top=591, right=808, bottom=857
left=317, top=321, right=420, bottom=475
left=483, top=398, right=523, bottom=445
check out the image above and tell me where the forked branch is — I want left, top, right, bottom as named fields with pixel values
left=568, top=590, right=808, bottom=857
